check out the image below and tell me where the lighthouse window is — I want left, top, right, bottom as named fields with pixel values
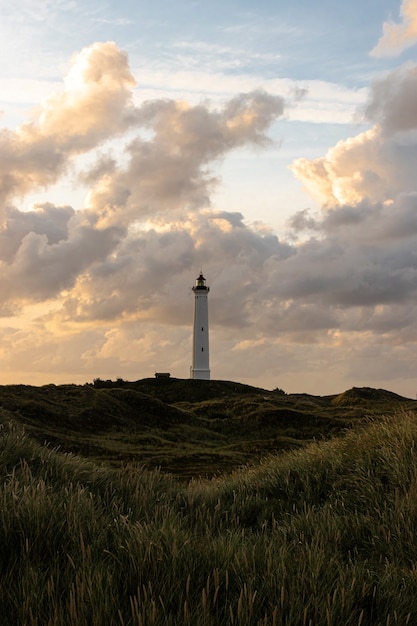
left=201, top=347, right=204, bottom=351
left=201, top=326, right=204, bottom=331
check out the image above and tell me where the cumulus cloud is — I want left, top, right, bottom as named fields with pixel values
left=0, top=42, right=286, bottom=315
left=260, top=57, right=417, bottom=393
left=0, top=203, right=74, bottom=261
left=290, top=64, right=417, bottom=207
left=4, top=41, right=417, bottom=395
left=364, top=64, right=417, bottom=133
left=0, top=42, right=137, bottom=211
left=83, top=90, right=285, bottom=227
left=286, top=66, right=417, bottom=307
left=371, top=0, right=417, bottom=57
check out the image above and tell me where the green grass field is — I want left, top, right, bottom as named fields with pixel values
left=0, top=379, right=417, bottom=624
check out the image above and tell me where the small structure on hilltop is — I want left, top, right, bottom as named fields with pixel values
left=155, top=372, right=171, bottom=378
left=190, top=272, right=210, bottom=380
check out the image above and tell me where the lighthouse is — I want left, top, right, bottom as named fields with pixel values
left=191, top=272, right=210, bottom=380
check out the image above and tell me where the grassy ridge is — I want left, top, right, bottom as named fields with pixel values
left=0, top=379, right=413, bottom=477
left=2, top=410, right=417, bottom=624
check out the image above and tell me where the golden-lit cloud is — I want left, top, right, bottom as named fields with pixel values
left=0, top=42, right=286, bottom=314
left=3, top=41, right=417, bottom=395
left=0, top=42, right=137, bottom=210
left=371, top=0, right=417, bottom=57
left=290, top=127, right=387, bottom=206
left=291, top=64, right=417, bottom=208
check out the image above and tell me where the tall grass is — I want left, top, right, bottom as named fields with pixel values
left=1, top=412, right=417, bottom=624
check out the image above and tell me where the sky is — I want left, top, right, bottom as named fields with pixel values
left=1, top=0, right=417, bottom=396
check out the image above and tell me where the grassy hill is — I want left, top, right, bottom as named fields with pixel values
left=1, top=389, right=417, bottom=624
left=0, top=378, right=414, bottom=478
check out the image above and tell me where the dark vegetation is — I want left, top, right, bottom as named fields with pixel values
left=1, top=378, right=417, bottom=624
left=0, top=377, right=413, bottom=478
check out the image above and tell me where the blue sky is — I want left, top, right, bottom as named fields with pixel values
left=1, top=0, right=393, bottom=229
left=1, top=0, right=417, bottom=395
left=0, top=1, right=403, bottom=77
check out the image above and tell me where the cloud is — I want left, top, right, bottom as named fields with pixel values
left=290, top=64, right=417, bottom=207
left=39, top=41, right=137, bottom=145
left=0, top=203, right=74, bottom=261
left=0, top=41, right=137, bottom=210
left=364, top=64, right=417, bottom=133
left=262, top=59, right=417, bottom=389
left=133, top=65, right=364, bottom=125
left=282, top=64, right=417, bottom=344
left=84, top=89, right=285, bottom=225
left=0, top=43, right=286, bottom=315
left=371, top=0, right=417, bottom=57
left=281, top=202, right=417, bottom=309
left=3, top=42, right=417, bottom=395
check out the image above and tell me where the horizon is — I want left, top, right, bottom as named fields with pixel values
left=5, top=374, right=416, bottom=402
left=1, top=1, right=417, bottom=397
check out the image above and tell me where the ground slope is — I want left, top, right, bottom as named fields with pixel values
left=0, top=379, right=414, bottom=477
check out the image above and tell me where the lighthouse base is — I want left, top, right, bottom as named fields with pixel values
left=191, top=368, right=210, bottom=380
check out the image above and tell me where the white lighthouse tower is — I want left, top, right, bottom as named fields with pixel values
left=191, top=272, right=210, bottom=380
